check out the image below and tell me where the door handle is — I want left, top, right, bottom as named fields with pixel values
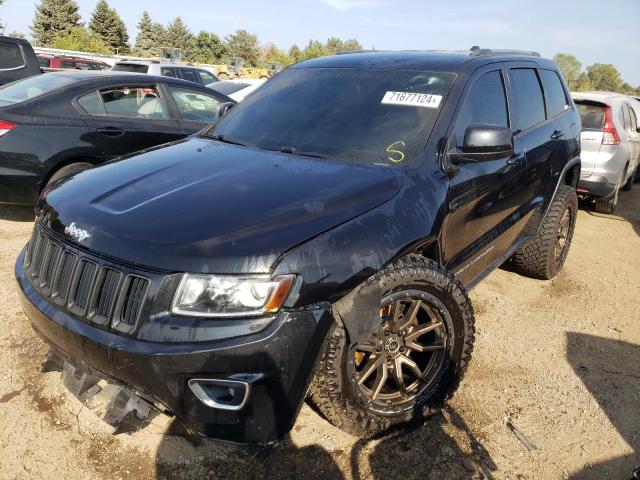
left=96, top=127, right=125, bottom=137
left=550, top=130, right=564, bottom=140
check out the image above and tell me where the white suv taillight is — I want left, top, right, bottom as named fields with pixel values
left=601, top=105, right=620, bottom=145
left=0, top=120, right=15, bottom=137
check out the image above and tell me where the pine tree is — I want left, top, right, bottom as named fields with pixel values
left=134, top=11, right=155, bottom=56
left=31, top=0, right=82, bottom=47
left=89, top=0, right=129, bottom=54
left=165, top=17, right=195, bottom=60
left=0, top=0, right=5, bottom=31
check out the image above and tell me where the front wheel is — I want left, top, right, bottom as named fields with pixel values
left=308, top=256, right=475, bottom=438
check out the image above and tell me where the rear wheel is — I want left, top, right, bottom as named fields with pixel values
left=622, top=166, right=635, bottom=191
left=594, top=185, right=619, bottom=214
left=512, top=184, right=578, bottom=279
left=44, top=162, right=93, bottom=190
left=308, top=256, right=475, bottom=438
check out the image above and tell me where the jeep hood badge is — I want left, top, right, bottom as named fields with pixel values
left=64, top=222, right=91, bottom=242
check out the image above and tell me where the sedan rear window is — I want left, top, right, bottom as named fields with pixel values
left=0, top=41, right=24, bottom=70
left=111, top=63, right=149, bottom=74
left=575, top=102, right=605, bottom=130
left=212, top=68, right=455, bottom=166
left=0, top=74, right=76, bottom=103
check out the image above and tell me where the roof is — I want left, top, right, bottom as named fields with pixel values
left=571, top=91, right=633, bottom=103
left=292, top=49, right=555, bottom=72
left=41, top=70, right=201, bottom=88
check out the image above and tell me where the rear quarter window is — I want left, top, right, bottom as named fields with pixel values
left=0, top=41, right=25, bottom=70
left=540, top=69, right=568, bottom=117
left=510, top=68, right=546, bottom=131
left=0, top=74, right=76, bottom=103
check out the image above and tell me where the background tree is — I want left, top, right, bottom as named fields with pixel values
left=52, top=26, right=110, bottom=54
left=165, top=17, right=195, bottom=60
left=260, top=43, right=293, bottom=68
left=575, top=72, right=592, bottom=91
left=586, top=63, right=623, bottom=92
left=289, top=44, right=301, bottom=63
left=89, top=0, right=129, bottom=54
left=342, top=38, right=363, bottom=51
left=192, top=31, right=226, bottom=64
left=301, top=39, right=328, bottom=60
left=224, top=29, right=260, bottom=66
left=0, top=0, right=4, bottom=31
left=553, top=53, right=582, bottom=90
left=9, top=31, right=26, bottom=39
left=133, top=11, right=154, bottom=56
left=31, top=0, right=82, bottom=47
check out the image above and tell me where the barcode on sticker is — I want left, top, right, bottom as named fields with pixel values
left=381, top=91, right=442, bottom=108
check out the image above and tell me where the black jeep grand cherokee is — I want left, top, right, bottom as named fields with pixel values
left=16, top=48, right=581, bottom=445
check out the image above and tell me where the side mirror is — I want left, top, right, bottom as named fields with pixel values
left=218, top=102, right=235, bottom=117
left=454, top=124, right=514, bottom=164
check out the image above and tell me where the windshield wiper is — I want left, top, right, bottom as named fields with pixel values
left=208, top=133, right=250, bottom=147
left=278, top=146, right=328, bottom=159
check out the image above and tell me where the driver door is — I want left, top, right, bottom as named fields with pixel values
left=442, top=65, right=528, bottom=286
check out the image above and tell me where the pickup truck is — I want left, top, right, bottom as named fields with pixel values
left=0, top=36, right=41, bottom=86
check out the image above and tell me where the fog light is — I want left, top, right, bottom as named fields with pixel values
left=188, top=378, right=249, bottom=411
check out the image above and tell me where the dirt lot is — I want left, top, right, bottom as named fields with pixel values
left=0, top=187, right=638, bottom=480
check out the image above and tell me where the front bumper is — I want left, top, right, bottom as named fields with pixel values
left=15, top=250, right=334, bottom=445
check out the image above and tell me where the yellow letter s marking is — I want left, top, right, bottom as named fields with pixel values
left=386, top=141, right=406, bottom=163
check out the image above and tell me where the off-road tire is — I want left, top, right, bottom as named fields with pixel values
left=308, top=256, right=475, bottom=438
left=512, top=184, right=578, bottom=279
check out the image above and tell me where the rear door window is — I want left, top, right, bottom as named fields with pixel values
left=510, top=68, right=546, bottom=131
left=169, top=86, right=222, bottom=122
left=0, top=41, right=24, bottom=70
left=454, top=70, right=509, bottom=148
left=79, top=87, right=168, bottom=119
left=540, top=69, right=568, bottom=117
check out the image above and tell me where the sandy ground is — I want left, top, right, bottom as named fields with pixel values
left=0, top=187, right=638, bottom=480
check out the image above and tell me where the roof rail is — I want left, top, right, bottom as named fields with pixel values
left=469, top=46, right=541, bottom=57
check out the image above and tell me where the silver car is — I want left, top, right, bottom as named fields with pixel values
left=572, top=91, right=640, bottom=213
left=111, top=60, right=219, bottom=86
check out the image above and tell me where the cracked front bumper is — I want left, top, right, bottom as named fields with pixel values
left=15, top=250, right=334, bottom=445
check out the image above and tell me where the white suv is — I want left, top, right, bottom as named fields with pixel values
left=111, top=60, right=219, bottom=86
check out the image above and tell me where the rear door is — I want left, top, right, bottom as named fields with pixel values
left=164, top=84, right=226, bottom=134
left=443, top=64, right=529, bottom=284
left=76, top=84, right=182, bottom=159
left=177, top=67, right=202, bottom=85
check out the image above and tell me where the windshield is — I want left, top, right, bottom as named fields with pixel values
left=210, top=67, right=455, bottom=166
left=0, top=73, right=76, bottom=103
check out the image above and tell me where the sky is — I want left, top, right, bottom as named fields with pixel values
left=3, top=0, right=640, bottom=85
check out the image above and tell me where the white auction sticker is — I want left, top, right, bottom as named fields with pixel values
left=381, top=91, right=442, bottom=109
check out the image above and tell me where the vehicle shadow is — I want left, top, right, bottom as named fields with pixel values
left=566, top=332, right=640, bottom=479
left=578, top=186, right=640, bottom=238
left=0, top=204, right=34, bottom=222
left=152, top=350, right=495, bottom=479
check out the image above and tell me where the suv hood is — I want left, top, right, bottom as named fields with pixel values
left=39, top=137, right=403, bottom=273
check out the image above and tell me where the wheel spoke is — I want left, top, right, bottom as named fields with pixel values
left=398, top=355, right=423, bottom=381
left=407, top=340, right=446, bottom=353
left=405, top=321, right=443, bottom=342
left=393, top=356, right=408, bottom=397
left=357, top=355, right=381, bottom=385
left=356, top=342, right=376, bottom=353
left=396, top=299, right=421, bottom=331
left=371, top=361, right=388, bottom=400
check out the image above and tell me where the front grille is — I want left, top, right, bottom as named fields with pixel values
left=24, top=225, right=151, bottom=334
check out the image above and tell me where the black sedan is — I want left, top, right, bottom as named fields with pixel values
left=0, top=71, right=233, bottom=205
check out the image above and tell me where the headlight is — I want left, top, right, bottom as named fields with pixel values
left=171, top=274, right=295, bottom=318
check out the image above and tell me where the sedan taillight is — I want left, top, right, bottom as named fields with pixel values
left=0, top=120, right=16, bottom=137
